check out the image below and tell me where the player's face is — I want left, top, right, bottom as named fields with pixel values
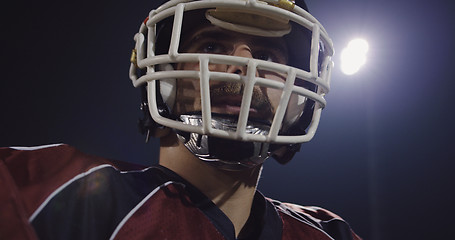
left=173, top=25, right=291, bottom=123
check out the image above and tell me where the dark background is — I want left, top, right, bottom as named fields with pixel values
left=2, top=0, right=454, bottom=239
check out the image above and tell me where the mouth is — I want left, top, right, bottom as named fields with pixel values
left=211, top=95, right=259, bottom=116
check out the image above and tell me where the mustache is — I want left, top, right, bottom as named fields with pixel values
left=210, top=82, right=273, bottom=115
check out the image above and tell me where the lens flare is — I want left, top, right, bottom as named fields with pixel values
left=340, top=38, right=369, bottom=75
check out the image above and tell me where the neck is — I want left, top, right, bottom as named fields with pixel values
left=159, top=133, right=262, bottom=237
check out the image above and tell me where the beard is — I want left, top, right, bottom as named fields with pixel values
left=210, top=82, right=274, bottom=121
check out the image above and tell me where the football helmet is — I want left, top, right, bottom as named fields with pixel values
left=130, top=0, right=334, bottom=170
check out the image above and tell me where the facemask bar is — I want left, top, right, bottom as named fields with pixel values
left=129, top=0, right=334, bottom=144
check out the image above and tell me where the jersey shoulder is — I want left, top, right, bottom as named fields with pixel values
left=268, top=198, right=362, bottom=240
left=0, top=144, right=147, bottom=240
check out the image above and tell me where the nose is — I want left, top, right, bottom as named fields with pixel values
left=226, top=44, right=253, bottom=75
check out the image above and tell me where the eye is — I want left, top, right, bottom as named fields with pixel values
left=253, top=51, right=274, bottom=62
left=200, top=42, right=226, bottom=54
left=254, top=50, right=288, bottom=64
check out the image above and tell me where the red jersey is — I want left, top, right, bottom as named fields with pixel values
left=0, top=144, right=361, bottom=240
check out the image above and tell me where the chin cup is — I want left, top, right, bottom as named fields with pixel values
left=176, top=114, right=271, bottom=171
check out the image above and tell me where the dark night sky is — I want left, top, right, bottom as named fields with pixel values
left=2, top=0, right=455, bottom=239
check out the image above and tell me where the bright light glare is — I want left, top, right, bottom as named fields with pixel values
left=340, top=38, right=369, bottom=75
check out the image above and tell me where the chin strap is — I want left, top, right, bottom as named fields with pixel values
left=137, top=86, right=155, bottom=143
left=176, top=130, right=271, bottom=171
left=137, top=83, right=173, bottom=143
left=175, top=114, right=272, bottom=170
left=270, top=143, right=302, bottom=164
